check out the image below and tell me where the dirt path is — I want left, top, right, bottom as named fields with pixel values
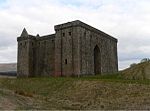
left=0, top=97, right=17, bottom=109
left=0, top=88, right=17, bottom=109
left=0, top=88, right=40, bottom=110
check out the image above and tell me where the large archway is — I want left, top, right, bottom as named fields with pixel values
left=94, top=45, right=101, bottom=74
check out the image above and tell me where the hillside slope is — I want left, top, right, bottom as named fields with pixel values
left=121, top=61, right=150, bottom=80
left=0, top=77, right=149, bottom=110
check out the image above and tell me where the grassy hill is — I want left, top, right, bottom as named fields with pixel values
left=121, top=61, right=150, bottom=80
left=0, top=75, right=150, bottom=110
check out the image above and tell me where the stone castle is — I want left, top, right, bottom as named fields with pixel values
left=17, top=20, right=118, bottom=77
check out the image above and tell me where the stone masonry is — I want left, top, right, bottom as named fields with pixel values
left=17, top=20, right=118, bottom=77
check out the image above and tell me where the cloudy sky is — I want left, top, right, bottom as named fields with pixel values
left=0, top=0, right=150, bottom=70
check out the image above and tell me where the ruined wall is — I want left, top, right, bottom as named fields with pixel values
left=17, top=20, right=118, bottom=77
left=17, top=36, right=36, bottom=77
left=35, top=35, right=55, bottom=76
left=17, top=33, right=55, bottom=77
left=54, top=20, right=118, bottom=76
left=54, top=23, right=80, bottom=76
left=100, top=35, right=118, bottom=74
left=17, top=39, right=29, bottom=77
left=76, top=21, right=118, bottom=75
left=61, top=27, right=73, bottom=76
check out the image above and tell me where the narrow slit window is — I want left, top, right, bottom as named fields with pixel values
left=65, top=59, right=67, bottom=64
left=69, top=32, right=71, bottom=36
left=84, top=32, right=86, bottom=36
left=62, top=33, right=65, bottom=37
left=24, top=42, right=26, bottom=48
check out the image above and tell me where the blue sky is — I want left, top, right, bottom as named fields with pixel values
left=0, top=0, right=5, bottom=3
left=0, top=0, right=6, bottom=7
left=0, top=0, right=150, bottom=70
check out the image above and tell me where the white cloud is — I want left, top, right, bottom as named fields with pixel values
left=0, top=45, right=17, bottom=63
left=0, top=0, right=150, bottom=70
left=119, top=59, right=140, bottom=70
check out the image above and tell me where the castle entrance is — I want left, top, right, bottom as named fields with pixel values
left=94, top=45, right=101, bottom=74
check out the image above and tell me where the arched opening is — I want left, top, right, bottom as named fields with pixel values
left=94, top=45, right=101, bottom=74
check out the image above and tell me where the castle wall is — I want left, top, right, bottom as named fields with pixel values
left=17, top=36, right=36, bottom=77
left=72, top=27, right=81, bottom=76
left=54, top=25, right=81, bottom=76
left=35, top=35, right=55, bottom=76
left=17, top=39, right=29, bottom=77
left=17, top=20, right=118, bottom=77
left=78, top=27, right=95, bottom=75
left=54, top=20, right=118, bottom=76
left=54, top=29, right=62, bottom=76
left=28, top=38, right=36, bottom=76
left=77, top=25, right=118, bottom=75
left=61, top=27, right=73, bottom=76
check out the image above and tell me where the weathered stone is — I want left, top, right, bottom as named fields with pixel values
left=20, top=28, right=28, bottom=37
left=17, top=20, right=118, bottom=77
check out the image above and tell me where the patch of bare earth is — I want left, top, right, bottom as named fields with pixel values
left=35, top=80, right=150, bottom=110
left=0, top=88, right=42, bottom=110
left=0, top=97, right=17, bottom=109
left=0, top=78, right=149, bottom=110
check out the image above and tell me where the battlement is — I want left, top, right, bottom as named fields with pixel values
left=17, top=35, right=36, bottom=41
left=17, top=33, right=55, bottom=42
left=54, top=20, right=117, bottom=42
left=36, top=34, right=55, bottom=41
left=54, top=20, right=81, bottom=30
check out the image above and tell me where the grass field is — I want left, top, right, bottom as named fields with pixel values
left=0, top=74, right=150, bottom=110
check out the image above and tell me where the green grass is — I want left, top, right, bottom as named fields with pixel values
left=0, top=74, right=149, bottom=96
left=0, top=74, right=149, bottom=110
left=72, top=73, right=150, bottom=84
left=0, top=77, right=72, bottom=96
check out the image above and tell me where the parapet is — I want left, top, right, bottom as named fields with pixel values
left=54, top=20, right=117, bottom=42
left=17, top=35, right=36, bottom=41
left=17, top=28, right=36, bottom=41
left=54, top=20, right=81, bottom=31
left=36, top=34, right=55, bottom=41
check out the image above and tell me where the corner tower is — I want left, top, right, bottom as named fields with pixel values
left=54, top=21, right=81, bottom=76
left=17, top=28, right=36, bottom=77
left=54, top=20, right=118, bottom=76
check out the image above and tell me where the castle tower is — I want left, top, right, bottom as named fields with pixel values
left=54, top=21, right=81, bottom=76
left=17, top=28, right=36, bottom=77
left=54, top=20, right=118, bottom=76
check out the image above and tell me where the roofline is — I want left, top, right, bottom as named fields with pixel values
left=17, top=34, right=55, bottom=41
left=54, top=20, right=117, bottom=42
left=36, top=34, right=55, bottom=41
